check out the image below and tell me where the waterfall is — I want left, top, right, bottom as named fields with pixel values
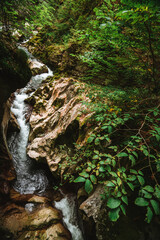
left=7, top=43, right=84, bottom=239
left=8, top=44, right=53, bottom=194
left=55, top=193, right=84, bottom=240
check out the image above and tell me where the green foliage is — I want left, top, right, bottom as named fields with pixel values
left=64, top=84, right=160, bottom=223
left=2, top=0, right=160, bottom=225
left=76, top=1, right=160, bottom=90
left=0, top=0, right=38, bottom=32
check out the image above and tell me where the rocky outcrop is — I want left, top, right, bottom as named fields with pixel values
left=28, top=59, right=48, bottom=76
left=79, top=185, right=109, bottom=240
left=27, top=77, right=91, bottom=178
left=0, top=189, right=71, bottom=240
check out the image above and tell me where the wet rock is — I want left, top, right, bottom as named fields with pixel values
left=10, top=189, right=34, bottom=203
left=0, top=202, right=71, bottom=240
left=28, top=195, right=50, bottom=204
left=80, top=185, right=104, bottom=221
left=18, top=223, right=71, bottom=240
left=8, top=112, right=20, bottom=132
left=28, top=59, right=48, bottom=76
left=79, top=185, right=108, bottom=240
left=29, top=207, right=61, bottom=229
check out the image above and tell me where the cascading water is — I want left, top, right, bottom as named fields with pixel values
left=55, top=193, right=84, bottom=240
left=8, top=44, right=53, bottom=194
left=7, top=42, right=84, bottom=239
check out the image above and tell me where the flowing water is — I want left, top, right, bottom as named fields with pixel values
left=8, top=44, right=53, bottom=194
left=7, top=42, right=84, bottom=239
left=55, top=193, right=84, bottom=240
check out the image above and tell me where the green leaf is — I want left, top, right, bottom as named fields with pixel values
left=107, top=197, right=121, bottom=209
left=85, top=179, right=93, bottom=194
left=127, top=175, right=136, bottom=181
left=105, top=181, right=115, bottom=187
left=143, top=149, right=149, bottom=156
left=143, top=185, right=154, bottom=193
left=74, top=176, right=86, bottom=183
left=150, top=200, right=160, bottom=215
left=79, top=172, right=89, bottom=178
left=95, top=138, right=100, bottom=145
left=144, top=192, right=152, bottom=199
left=87, top=136, right=94, bottom=143
left=93, top=155, right=99, bottom=160
left=110, top=172, right=117, bottom=177
left=112, top=159, right=116, bottom=167
left=138, top=170, right=144, bottom=176
left=117, top=152, right=128, bottom=158
left=120, top=204, right=126, bottom=215
left=135, top=197, right=149, bottom=207
left=155, top=186, right=160, bottom=198
left=132, top=151, right=138, bottom=158
left=137, top=175, right=145, bottom=186
left=86, top=167, right=92, bottom=172
left=130, top=169, right=137, bottom=174
left=108, top=126, right=112, bottom=133
left=99, top=166, right=106, bottom=172
left=146, top=207, right=153, bottom=223
left=127, top=182, right=134, bottom=191
left=90, top=175, right=97, bottom=184
left=117, top=177, right=122, bottom=186
left=121, top=195, right=128, bottom=205
left=156, top=135, right=160, bottom=141
left=116, top=192, right=122, bottom=198
left=108, top=208, right=120, bottom=222
left=129, top=155, right=136, bottom=166
left=122, top=188, right=127, bottom=195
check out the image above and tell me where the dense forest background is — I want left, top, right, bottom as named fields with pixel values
left=1, top=0, right=160, bottom=225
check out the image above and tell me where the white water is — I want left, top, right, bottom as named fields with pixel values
left=55, top=194, right=84, bottom=240
left=7, top=43, right=84, bottom=239
left=8, top=45, right=53, bottom=194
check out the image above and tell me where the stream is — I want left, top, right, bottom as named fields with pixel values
left=7, top=42, right=84, bottom=240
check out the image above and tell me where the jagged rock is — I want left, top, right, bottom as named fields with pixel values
left=79, top=185, right=109, bottom=240
left=8, top=112, right=20, bottom=132
left=0, top=202, right=71, bottom=240
left=18, top=223, right=71, bottom=240
left=80, top=185, right=104, bottom=222
left=27, top=78, right=89, bottom=177
left=28, top=59, right=48, bottom=76
left=28, top=195, right=50, bottom=204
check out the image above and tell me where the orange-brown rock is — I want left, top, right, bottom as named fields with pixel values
left=0, top=201, right=71, bottom=240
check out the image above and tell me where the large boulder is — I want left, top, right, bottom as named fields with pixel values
left=28, top=59, right=48, bottom=76
left=0, top=190, right=71, bottom=240
left=27, top=77, right=90, bottom=178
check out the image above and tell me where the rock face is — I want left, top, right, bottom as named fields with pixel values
left=0, top=189, right=71, bottom=240
left=79, top=185, right=108, bottom=240
left=27, top=77, right=90, bottom=177
left=28, top=59, right=48, bottom=76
